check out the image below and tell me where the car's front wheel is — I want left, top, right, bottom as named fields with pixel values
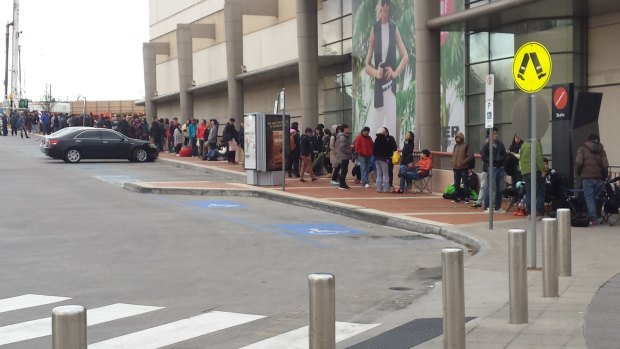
left=133, top=148, right=148, bottom=163
left=64, top=148, right=82, bottom=163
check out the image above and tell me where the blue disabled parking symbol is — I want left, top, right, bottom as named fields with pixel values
left=274, top=224, right=367, bottom=236
left=191, top=200, right=245, bottom=209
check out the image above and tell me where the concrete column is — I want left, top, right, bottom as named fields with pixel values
left=296, top=0, right=319, bottom=129
left=225, top=0, right=244, bottom=119
left=414, top=0, right=440, bottom=151
left=143, top=43, right=157, bottom=118
left=177, top=24, right=194, bottom=119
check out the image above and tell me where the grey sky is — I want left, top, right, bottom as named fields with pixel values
left=0, top=0, right=149, bottom=102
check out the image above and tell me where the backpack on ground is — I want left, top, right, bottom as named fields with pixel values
left=571, top=212, right=590, bottom=227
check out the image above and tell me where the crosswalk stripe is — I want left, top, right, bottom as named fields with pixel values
left=89, top=311, right=265, bottom=349
left=0, top=294, right=70, bottom=314
left=0, top=303, right=162, bottom=346
left=238, top=321, right=380, bottom=349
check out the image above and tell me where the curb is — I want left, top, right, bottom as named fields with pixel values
left=124, top=182, right=483, bottom=254
left=156, top=157, right=247, bottom=181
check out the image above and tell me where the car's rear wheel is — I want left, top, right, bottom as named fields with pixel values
left=133, top=148, right=148, bottom=163
left=64, top=148, right=81, bottom=163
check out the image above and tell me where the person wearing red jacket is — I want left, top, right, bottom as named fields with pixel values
left=354, top=126, right=374, bottom=188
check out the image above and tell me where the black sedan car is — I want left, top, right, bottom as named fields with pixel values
left=40, top=127, right=159, bottom=163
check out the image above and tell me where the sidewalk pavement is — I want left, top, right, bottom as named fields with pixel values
left=125, top=153, right=620, bottom=348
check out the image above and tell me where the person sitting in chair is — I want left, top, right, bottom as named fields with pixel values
left=394, top=149, right=432, bottom=194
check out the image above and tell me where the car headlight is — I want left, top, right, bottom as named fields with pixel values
left=148, top=144, right=157, bottom=149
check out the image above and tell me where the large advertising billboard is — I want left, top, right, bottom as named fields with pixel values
left=352, top=0, right=415, bottom=143
left=352, top=0, right=464, bottom=150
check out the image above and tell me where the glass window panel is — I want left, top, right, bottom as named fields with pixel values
left=490, top=33, right=514, bottom=59
left=322, top=73, right=342, bottom=90
left=490, top=59, right=514, bottom=91
left=547, top=53, right=575, bottom=86
left=494, top=90, right=518, bottom=124
left=468, top=63, right=488, bottom=95
left=323, top=42, right=343, bottom=56
left=467, top=94, right=484, bottom=125
left=324, top=88, right=343, bottom=111
left=324, top=111, right=344, bottom=127
left=322, top=0, right=342, bottom=22
left=343, top=109, right=352, bottom=127
left=322, top=19, right=342, bottom=45
left=342, top=15, right=352, bottom=39
left=468, top=32, right=489, bottom=63
left=466, top=125, right=485, bottom=154
left=343, top=86, right=353, bottom=109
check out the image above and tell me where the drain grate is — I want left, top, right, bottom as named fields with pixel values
left=345, top=317, right=475, bottom=349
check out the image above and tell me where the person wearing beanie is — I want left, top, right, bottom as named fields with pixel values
left=451, top=131, right=474, bottom=203
left=354, top=126, right=374, bottom=188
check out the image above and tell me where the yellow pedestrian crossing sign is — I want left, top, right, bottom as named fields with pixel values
left=512, top=42, right=552, bottom=93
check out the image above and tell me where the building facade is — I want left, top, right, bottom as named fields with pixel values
left=143, top=0, right=620, bottom=165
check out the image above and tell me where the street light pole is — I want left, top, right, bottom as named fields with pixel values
left=82, top=97, right=86, bottom=126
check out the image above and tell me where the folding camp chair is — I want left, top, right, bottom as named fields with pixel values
left=412, top=170, right=432, bottom=193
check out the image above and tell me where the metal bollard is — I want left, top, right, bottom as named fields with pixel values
left=542, top=218, right=559, bottom=297
left=309, top=273, right=335, bottom=349
left=508, top=229, right=528, bottom=324
left=442, top=248, right=465, bottom=349
left=52, top=305, right=87, bottom=349
left=557, top=208, right=572, bottom=277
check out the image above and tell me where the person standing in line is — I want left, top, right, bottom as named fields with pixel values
left=451, top=131, right=474, bottom=203
left=400, top=131, right=415, bottom=167
left=385, top=127, right=398, bottom=188
left=299, top=127, right=318, bottom=182
left=518, top=139, right=545, bottom=218
left=288, top=122, right=301, bottom=177
left=188, top=118, right=198, bottom=157
left=1, top=113, right=8, bottom=136
left=373, top=127, right=392, bottom=193
left=354, top=126, right=374, bottom=188
left=197, top=119, right=206, bottom=157
left=329, top=125, right=341, bottom=185
left=471, top=135, right=489, bottom=209
left=150, top=116, right=163, bottom=151
left=235, top=119, right=245, bottom=164
left=222, top=117, right=238, bottom=164
left=480, top=127, right=507, bottom=212
left=173, top=123, right=184, bottom=155
left=18, top=113, right=29, bottom=139
left=575, top=134, right=609, bottom=225
left=203, top=119, right=219, bottom=160
left=505, top=134, right=524, bottom=186
left=335, top=124, right=353, bottom=190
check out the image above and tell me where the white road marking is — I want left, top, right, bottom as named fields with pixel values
left=0, top=303, right=162, bottom=346
left=89, top=311, right=265, bottom=349
left=0, top=294, right=70, bottom=314
left=238, top=322, right=379, bottom=349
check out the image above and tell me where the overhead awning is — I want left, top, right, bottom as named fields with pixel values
left=429, top=0, right=620, bottom=32
left=135, top=53, right=352, bottom=105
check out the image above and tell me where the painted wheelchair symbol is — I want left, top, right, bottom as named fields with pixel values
left=307, top=228, right=350, bottom=235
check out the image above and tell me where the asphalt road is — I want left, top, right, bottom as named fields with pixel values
left=0, top=134, right=463, bottom=348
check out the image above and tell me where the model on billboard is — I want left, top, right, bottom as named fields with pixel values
left=364, top=0, right=408, bottom=137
